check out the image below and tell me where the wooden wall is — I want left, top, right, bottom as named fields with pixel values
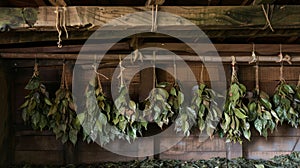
left=6, top=59, right=300, bottom=165
left=0, top=60, right=11, bottom=167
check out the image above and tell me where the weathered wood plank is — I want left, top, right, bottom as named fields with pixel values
left=160, top=151, right=227, bottom=160
left=1, top=29, right=300, bottom=44
left=0, top=60, right=10, bottom=167
left=239, top=66, right=300, bottom=82
left=244, top=151, right=292, bottom=160
left=15, top=135, right=63, bottom=151
left=4, top=53, right=300, bottom=63
left=77, top=151, right=136, bottom=163
left=1, top=6, right=300, bottom=31
left=3, top=44, right=300, bottom=55
left=14, top=151, right=64, bottom=165
left=244, top=137, right=300, bottom=152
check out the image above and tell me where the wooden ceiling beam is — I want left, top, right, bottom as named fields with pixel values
left=1, top=6, right=300, bottom=31
left=1, top=43, right=300, bottom=54
left=3, top=52, right=300, bottom=63
left=34, top=0, right=47, bottom=6
left=0, top=29, right=299, bottom=45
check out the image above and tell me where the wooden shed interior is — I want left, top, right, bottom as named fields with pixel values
left=0, top=0, right=300, bottom=166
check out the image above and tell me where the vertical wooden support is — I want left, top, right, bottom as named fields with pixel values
left=138, top=68, right=154, bottom=102
left=63, top=62, right=77, bottom=164
left=0, top=60, right=11, bottom=167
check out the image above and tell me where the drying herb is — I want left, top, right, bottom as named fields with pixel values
left=170, top=81, right=196, bottom=136
left=248, top=90, right=279, bottom=137
left=78, top=74, right=121, bottom=145
left=248, top=59, right=279, bottom=138
left=19, top=63, right=52, bottom=130
left=272, top=52, right=298, bottom=127
left=272, top=80, right=297, bottom=127
left=220, top=56, right=251, bottom=143
left=48, top=62, right=81, bottom=145
left=143, top=55, right=173, bottom=129
left=293, top=76, right=300, bottom=126
left=111, top=60, right=147, bottom=142
left=112, top=84, right=148, bottom=142
left=143, top=83, right=173, bottom=128
left=191, top=83, right=223, bottom=138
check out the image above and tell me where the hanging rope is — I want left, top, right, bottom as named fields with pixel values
left=117, top=55, right=126, bottom=87
left=255, top=62, right=259, bottom=91
left=60, top=60, right=66, bottom=88
left=55, top=6, right=69, bottom=48
left=249, top=43, right=257, bottom=64
left=130, top=36, right=144, bottom=63
left=200, top=64, right=204, bottom=84
left=276, top=44, right=292, bottom=82
left=173, top=55, right=177, bottom=81
left=248, top=43, right=259, bottom=91
left=152, top=51, right=157, bottom=88
left=33, top=62, right=39, bottom=77
left=231, top=56, right=237, bottom=83
left=261, top=4, right=274, bottom=32
left=297, top=74, right=300, bottom=88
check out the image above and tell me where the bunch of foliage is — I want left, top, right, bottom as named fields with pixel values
left=19, top=63, right=52, bottom=131
left=48, top=63, right=81, bottom=145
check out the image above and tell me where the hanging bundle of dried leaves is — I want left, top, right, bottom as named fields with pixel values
left=220, top=56, right=251, bottom=143
left=48, top=62, right=81, bottom=145
left=19, top=63, right=52, bottom=131
left=248, top=62, right=279, bottom=138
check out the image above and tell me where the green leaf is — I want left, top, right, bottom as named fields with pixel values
left=255, top=164, right=265, bottom=168
left=177, top=91, right=184, bottom=105
left=254, top=119, right=263, bottom=135
left=129, top=100, right=136, bottom=111
left=157, top=88, right=169, bottom=99
left=19, top=100, right=29, bottom=109
left=44, top=97, right=52, bottom=106
left=273, top=94, right=281, bottom=106
left=170, top=87, right=177, bottom=96
left=69, top=129, right=78, bottom=145
left=224, top=113, right=231, bottom=130
left=260, top=98, right=272, bottom=110
left=243, top=129, right=251, bottom=141
left=283, top=84, right=295, bottom=94
left=234, top=109, right=247, bottom=119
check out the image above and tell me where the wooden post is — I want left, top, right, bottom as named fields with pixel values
left=0, top=59, right=11, bottom=167
left=63, top=62, right=77, bottom=164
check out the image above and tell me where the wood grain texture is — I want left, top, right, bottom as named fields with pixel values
left=77, top=151, right=136, bottom=163
left=14, top=151, right=64, bottom=164
left=15, top=136, right=63, bottom=151
left=0, top=60, right=10, bottom=167
left=2, top=6, right=300, bottom=29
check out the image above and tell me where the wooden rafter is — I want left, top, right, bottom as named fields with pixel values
left=0, top=6, right=300, bottom=31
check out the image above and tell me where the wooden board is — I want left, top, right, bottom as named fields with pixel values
left=14, top=151, right=64, bottom=165
left=0, top=60, right=10, bottom=167
left=0, top=6, right=300, bottom=44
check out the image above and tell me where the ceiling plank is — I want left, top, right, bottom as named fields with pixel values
left=3, top=52, right=300, bottom=63
left=1, top=6, right=300, bottom=31
left=1, top=43, right=300, bottom=55
left=34, top=0, right=47, bottom=6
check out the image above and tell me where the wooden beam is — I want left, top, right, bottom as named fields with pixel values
left=1, top=44, right=300, bottom=55
left=3, top=53, right=300, bottom=63
left=34, top=0, right=47, bottom=6
left=0, top=6, right=300, bottom=31
left=1, top=28, right=300, bottom=44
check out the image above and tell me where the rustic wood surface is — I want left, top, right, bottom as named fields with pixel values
left=0, top=6, right=299, bottom=44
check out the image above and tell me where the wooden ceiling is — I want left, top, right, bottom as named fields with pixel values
left=2, top=0, right=300, bottom=7
left=0, top=0, right=300, bottom=62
